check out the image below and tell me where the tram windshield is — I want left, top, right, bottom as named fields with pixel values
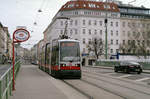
left=60, top=42, right=80, bottom=62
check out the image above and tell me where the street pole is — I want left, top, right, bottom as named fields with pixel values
left=12, top=41, right=15, bottom=90
left=105, top=0, right=108, bottom=59
left=105, top=19, right=108, bottom=59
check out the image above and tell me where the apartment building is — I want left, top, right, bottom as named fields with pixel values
left=43, top=0, right=150, bottom=60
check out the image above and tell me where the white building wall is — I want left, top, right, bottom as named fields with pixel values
left=46, top=9, right=121, bottom=59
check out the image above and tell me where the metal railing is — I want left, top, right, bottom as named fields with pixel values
left=0, top=61, right=20, bottom=99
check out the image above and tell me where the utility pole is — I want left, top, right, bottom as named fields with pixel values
left=105, top=0, right=108, bottom=59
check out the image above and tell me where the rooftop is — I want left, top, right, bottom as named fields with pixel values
left=60, top=0, right=119, bottom=12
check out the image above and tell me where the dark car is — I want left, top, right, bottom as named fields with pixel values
left=114, top=62, right=142, bottom=74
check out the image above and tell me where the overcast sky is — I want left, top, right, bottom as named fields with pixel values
left=0, top=0, right=150, bottom=49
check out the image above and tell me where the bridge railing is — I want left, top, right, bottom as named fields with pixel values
left=0, top=61, right=20, bottom=99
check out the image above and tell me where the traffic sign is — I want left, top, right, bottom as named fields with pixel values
left=13, top=29, right=30, bottom=42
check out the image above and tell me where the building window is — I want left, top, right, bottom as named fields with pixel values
left=60, top=30, right=63, bottom=34
left=123, top=40, right=125, bottom=45
left=123, top=31, right=125, bottom=36
left=116, top=31, right=118, bottom=36
left=83, top=29, right=85, bottom=34
left=75, top=11, right=78, bottom=15
left=89, top=20, right=91, bottom=25
left=137, top=40, right=140, bottom=45
left=83, top=38, right=85, bottom=44
left=128, top=40, right=130, bottom=45
left=116, top=40, right=118, bottom=45
left=88, top=3, right=96, bottom=8
left=75, top=29, right=78, bottom=34
left=75, top=20, right=78, bottom=26
left=142, top=40, right=145, bottom=45
left=122, top=22, right=125, bottom=27
left=111, top=21, right=113, bottom=26
left=83, top=48, right=85, bottom=53
left=133, top=31, right=136, bottom=36
left=94, top=20, right=97, bottom=25
left=99, top=21, right=102, bottom=26
left=83, top=20, right=85, bottom=25
left=111, top=49, right=113, bottom=53
left=83, top=4, right=86, bottom=7
left=70, top=29, right=73, bottom=35
left=100, top=30, right=102, bottom=35
left=70, top=20, right=73, bottom=25
left=60, top=21, right=63, bottom=26
left=116, top=49, right=119, bottom=53
left=132, top=22, right=135, bottom=27
left=88, top=39, right=91, bottom=44
left=128, top=22, right=130, bottom=27
left=94, top=29, right=97, bottom=35
left=147, top=40, right=150, bottom=46
left=116, top=22, right=118, bottom=27
left=111, top=39, right=113, bottom=44
left=89, top=29, right=91, bottom=35
left=111, top=30, right=113, bottom=36
left=128, top=31, right=130, bottom=37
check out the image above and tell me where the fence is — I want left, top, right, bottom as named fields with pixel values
left=96, top=59, right=150, bottom=70
left=0, top=61, right=20, bottom=99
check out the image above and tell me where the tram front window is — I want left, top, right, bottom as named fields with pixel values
left=60, top=42, right=80, bottom=62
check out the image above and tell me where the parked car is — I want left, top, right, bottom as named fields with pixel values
left=114, top=62, right=142, bottom=74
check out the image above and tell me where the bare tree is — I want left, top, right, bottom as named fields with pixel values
left=87, top=38, right=105, bottom=59
left=119, top=19, right=150, bottom=59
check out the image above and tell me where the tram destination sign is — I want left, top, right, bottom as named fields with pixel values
left=13, top=29, right=30, bottom=42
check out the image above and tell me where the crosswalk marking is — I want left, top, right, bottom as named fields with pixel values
left=135, top=77, right=150, bottom=82
left=116, top=74, right=132, bottom=78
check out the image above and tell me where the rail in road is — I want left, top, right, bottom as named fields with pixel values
left=5, top=64, right=150, bottom=99
left=0, top=61, right=20, bottom=99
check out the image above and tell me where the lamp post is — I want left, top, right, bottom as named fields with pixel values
left=105, top=0, right=108, bottom=59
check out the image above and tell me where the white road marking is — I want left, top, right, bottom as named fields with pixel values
left=117, top=74, right=132, bottom=78
left=135, top=77, right=150, bottom=82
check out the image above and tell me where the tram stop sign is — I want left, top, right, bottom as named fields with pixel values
left=13, top=28, right=30, bottom=42
left=12, top=28, right=30, bottom=90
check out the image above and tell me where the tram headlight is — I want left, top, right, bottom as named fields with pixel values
left=77, top=64, right=80, bottom=67
left=60, top=64, right=66, bottom=67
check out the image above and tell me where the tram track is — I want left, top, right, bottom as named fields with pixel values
left=62, top=79, right=125, bottom=99
left=62, top=80, right=93, bottom=99
left=82, top=71, right=150, bottom=99
left=80, top=79, right=127, bottom=99
left=83, top=69, right=150, bottom=88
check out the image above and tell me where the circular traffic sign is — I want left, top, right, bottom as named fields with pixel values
left=13, top=29, right=30, bottom=42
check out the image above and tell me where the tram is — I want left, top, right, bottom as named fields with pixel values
left=39, top=39, right=82, bottom=78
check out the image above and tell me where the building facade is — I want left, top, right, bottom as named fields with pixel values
left=43, top=0, right=150, bottom=61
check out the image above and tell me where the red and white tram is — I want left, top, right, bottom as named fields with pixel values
left=39, top=39, right=82, bottom=78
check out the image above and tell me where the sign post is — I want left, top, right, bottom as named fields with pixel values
left=12, top=28, right=30, bottom=90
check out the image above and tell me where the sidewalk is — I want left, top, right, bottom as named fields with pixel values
left=10, top=65, right=68, bottom=99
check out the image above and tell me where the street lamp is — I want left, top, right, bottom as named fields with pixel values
left=105, top=0, right=108, bottom=59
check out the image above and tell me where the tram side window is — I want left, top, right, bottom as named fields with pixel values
left=46, top=47, right=50, bottom=65
left=51, top=45, right=59, bottom=66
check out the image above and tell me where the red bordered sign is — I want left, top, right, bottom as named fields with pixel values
left=13, top=29, right=30, bottom=42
